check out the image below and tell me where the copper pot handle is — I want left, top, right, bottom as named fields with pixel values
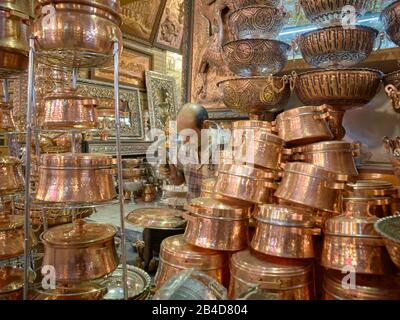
left=324, top=180, right=347, bottom=190
left=289, top=71, right=297, bottom=91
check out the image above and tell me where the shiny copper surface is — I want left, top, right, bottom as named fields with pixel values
left=0, top=103, right=16, bottom=132
left=0, top=0, right=34, bottom=17
left=225, top=0, right=282, bottom=11
left=0, top=267, right=23, bottom=301
left=0, top=156, right=24, bottom=197
left=200, top=178, right=216, bottom=198
left=381, top=0, right=400, bottom=47
left=374, top=216, right=400, bottom=270
left=32, top=283, right=107, bottom=300
left=122, top=158, right=142, bottom=168
left=126, top=207, right=185, bottom=230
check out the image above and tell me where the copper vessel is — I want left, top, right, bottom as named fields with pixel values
left=228, top=5, right=288, bottom=40
left=375, top=216, right=400, bottom=270
left=42, top=89, right=98, bottom=130
left=358, top=164, right=399, bottom=186
left=33, top=133, right=82, bottom=154
left=126, top=207, right=185, bottom=230
left=0, top=0, right=34, bottom=17
left=0, top=214, right=38, bottom=260
left=229, top=250, right=315, bottom=300
left=33, top=0, right=122, bottom=68
left=154, top=235, right=229, bottom=289
left=223, top=39, right=290, bottom=76
left=297, top=26, right=380, bottom=69
left=42, top=219, right=119, bottom=282
left=32, top=283, right=107, bottom=300
left=218, top=76, right=290, bottom=114
left=275, top=162, right=347, bottom=213
left=294, top=69, right=383, bottom=110
left=224, top=0, right=282, bottom=11
left=381, top=0, right=400, bottom=47
left=214, top=164, right=278, bottom=205
left=299, top=0, right=371, bottom=26
left=35, top=153, right=117, bottom=203
left=251, top=205, right=321, bottom=259
left=384, top=70, right=400, bottom=111
left=230, top=120, right=276, bottom=150
left=323, top=270, right=400, bottom=300
left=183, top=197, right=251, bottom=251
left=0, top=156, right=24, bottom=197
left=200, top=178, right=216, bottom=198
left=275, top=105, right=334, bottom=146
left=0, top=266, right=24, bottom=300
left=292, top=141, right=359, bottom=178
left=122, top=158, right=142, bottom=168
left=122, top=168, right=143, bottom=179
left=0, top=103, right=16, bottom=132
left=321, top=213, right=397, bottom=275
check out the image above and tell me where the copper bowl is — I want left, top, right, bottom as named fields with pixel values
left=154, top=235, right=230, bottom=289
left=217, top=76, right=290, bottom=114
left=323, top=270, right=400, bottom=300
left=299, top=0, right=372, bottom=26
left=374, top=216, right=400, bottom=270
left=0, top=156, right=24, bottom=197
left=33, top=1, right=122, bottom=68
left=225, top=0, right=282, bottom=10
left=183, top=197, right=251, bottom=251
left=251, top=205, right=321, bottom=259
left=294, top=68, right=383, bottom=110
left=229, top=5, right=288, bottom=40
left=35, top=153, right=117, bottom=203
left=321, top=213, right=397, bottom=275
left=223, top=39, right=290, bottom=76
left=297, top=26, right=380, bottom=69
left=275, top=105, right=334, bottom=147
left=42, top=89, right=98, bottom=130
left=229, top=250, right=315, bottom=300
left=381, top=0, right=400, bottom=47
left=0, top=102, right=16, bottom=133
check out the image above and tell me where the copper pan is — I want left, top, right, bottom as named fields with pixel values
left=0, top=156, right=24, bottom=197
left=183, top=197, right=251, bottom=251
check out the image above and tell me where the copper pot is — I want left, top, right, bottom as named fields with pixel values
left=251, top=204, right=321, bottom=259
left=122, top=168, right=143, bottom=179
left=35, top=153, right=117, bottom=203
left=0, top=103, right=16, bottom=132
left=0, top=214, right=38, bottom=260
left=294, top=68, right=383, bottom=110
left=374, top=215, right=400, bottom=270
left=0, top=156, right=24, bottom=197
left=381, top=0, right=400, bottom=47
left=275, top=105, right=334, bottom=146
left=33, top=133, right=83, bottom=154
left=0, top=7, right=29, bottom=77
left=323, top=270, right=400, bottom=300
left=225, top=0, right=282, bottom=11
left=358, top=164, right=399, bottom=186
left=217, top=76, right=290, bottom=115
left=200, top=178, right=216, bottom=198
left=183, top=197, right=251, bottom=251
left=297, top=26, right=380, bottom=69
left=232, top=120, right=276, bottom=146
left=33, top=1, right=122, bottom=68
left=0, top=266, right=23, bottom=300
left=0, top=0, right=34, bottom=17
left=321, top=213, right=397, bottom=275
left=42, top=219, right=119, bottom=282
left=126, top=207, right=185, bottom=230
left=214, top=164, right=278, bottom=205
left=229, top=250, right=315, bottom=300
left=42, top=89, right=98, bottom=130
left=154, top=235, right=229, bottom=289
left=122, top=158, right=142, bottom=168
left=292, top=141, right=359, bottom=178
left=275, top=162, right=347, bottom=213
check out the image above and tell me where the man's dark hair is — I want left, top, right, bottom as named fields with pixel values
left=195, top=106, right=209, bottom=129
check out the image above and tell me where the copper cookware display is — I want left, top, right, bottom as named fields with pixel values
left=381, top=0, right=400, bottom=47
left=154, top=235, right=229, bottom=289
left=0, top=102, right=16, bottom=132
left=214, top=164, right=278, bottom=205
left=41, top=219, right=119, bottom=282
left=183, top=197, right=251, bottom=251
left=33, top=0, right=123, bottom=68
left=42, top=89, right=98, bottom=129
left=229, top=250, right=315, bottom=300
left=275, top=162, right=346, bottom=213
left=0, top=156, right=24, bottom=196
left=323, top=270, right=400, bottom=300
left=0, top=266, right=24, bottom=300
left=299, top=0, right=371, bottom=27
left=217, top=76, right=291, bottom=114
left=321, top=213, right=397, bottom=275
left=0, top=215, right=38, bottom=260
left=251, top=205, right=321, bottom=259
left=126, top=207, right=186, bottom=230
left=275, top=105, right=334, bottom=146
left=297, top=26, right=380, bottom=69
left=291, top=141, right=359, bottom=178
left=374, top=216, right=400, bottom=270
left=35, top=153, right=117, bottom=203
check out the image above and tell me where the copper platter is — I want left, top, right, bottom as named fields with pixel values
left=126, top=207, right=186, bottom=230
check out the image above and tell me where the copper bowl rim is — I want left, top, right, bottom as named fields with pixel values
left=297, top=68, right=384, bottom=78
left=299, top=25, right=379, bottom=39
left=222, top=38, right=291, bottom=50
left=374, top=216, right=400, bottom=244
left=228, top=4, right=286, bottom=17
left=217, top=75, right=289, bottom=87
left=381, top=0, right=400, bottom=19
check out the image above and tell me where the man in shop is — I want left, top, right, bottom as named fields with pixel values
left=159, top=103, right=217, bottom=201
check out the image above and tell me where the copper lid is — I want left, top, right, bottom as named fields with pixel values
left=0, top=215, right=23, bottom=232
left=126, top=208, right=185, bottom=230
left=324, top=214, right=380, bottom=238
left=40, top=153, right=113, bottom=168
left=0, top=267, right=23, bottom=294
left=42, top=220, right=117, bottom=246
left=160, top=235, right=228, bottom=270
left=324, top=270, right=400, bottom=300
left=298, top=141, right=354, bottom=153
left=0, top=156, right=21, bottom=166
left=284, top=162, right=346, bottom=182
left=231, top=250, right=313, bottom=289
left=219, top=164, right=277, bottom=180
left=185, top=197, right=251, bottom=219
left=276, top=105, right=326, bottom=120
left=254, top=204, right=315, bottom=228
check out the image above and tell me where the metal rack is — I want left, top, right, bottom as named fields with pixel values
left=22, top=38, right=129, bottom=300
